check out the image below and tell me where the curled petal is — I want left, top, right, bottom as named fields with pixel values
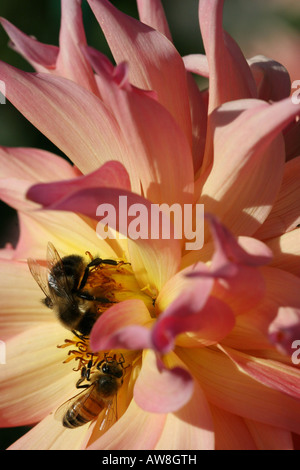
left=248, top=55, right=291, bottom=102
left=153, top=295, right=235, bottom=352
left=0, top=17, right=58, bottom=72
left=134, top=350, right=194, bottom=413
left=90, top=299, right=153, bottom=352
left=183, top=54, right=209, bottom=78
left=27, top=161, right=131, bottom=207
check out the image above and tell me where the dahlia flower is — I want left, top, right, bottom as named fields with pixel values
left=0, top=0, right=300, bottom=450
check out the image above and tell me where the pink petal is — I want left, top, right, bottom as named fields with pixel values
left=0, top=17, right=58, bottom=72
left=133, top=350, right=194, bottom=413
left=56, top=0, right=99, bottom=94
left=27, top=161, right=131, bottom=207
left=186, top=72, right=208, bottom=173
left=87, top=0, right=193, bottom=146
left=183, top=54, right=209, bottom=78
left=220, top=346, right=300, bottom=401
left=136, top=0, right=172, bottom=41
left=248, top=55, right=291, bottom=102
left=152, top=287, right=235, bottom=353
left=200, top=98, right=300, bottom=236
left=207, top=214, right=273, bottom=271
left=89, top=299, right=153, bottom=352
left=199, top=0, right=256, bottom=113
left=268, top=307, right=300, bottom=357
left=84, top=48, right=194, bottom=205
left=0, top=62, right=126, bottom=174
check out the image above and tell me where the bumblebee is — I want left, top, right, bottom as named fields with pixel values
left=57, top=354, right=125, bottom=429
left=28, top=242, right=119, bottom=335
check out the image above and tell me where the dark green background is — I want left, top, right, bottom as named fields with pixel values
left=0, top=0, right=299, bottom=450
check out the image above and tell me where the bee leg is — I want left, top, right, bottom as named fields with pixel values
left=76, top=292, right=113, bottom=303
left=78, top=258, right=118, bottom=292
left=76, top=363, right=92, bottom=389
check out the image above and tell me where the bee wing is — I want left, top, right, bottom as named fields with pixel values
left=46, top=242, right=63, bottom=272
left=46, top=242, right=73, bottom=299
left=97, top=394, right=118, bottom=433
left=27, top=257, right=50, bottom=299
left=54, top=384, right=96, bottom=423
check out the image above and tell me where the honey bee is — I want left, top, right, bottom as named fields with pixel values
left=57, top=354, right=125, bottom=429
left=27, top=242, right=119, bottom=335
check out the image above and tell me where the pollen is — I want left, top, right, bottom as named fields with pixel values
left=83, top=258, right=156, bottom=316
left=57, top=333, right=101, bottom=372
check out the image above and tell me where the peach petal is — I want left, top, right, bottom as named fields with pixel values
left=14, top=207, right=116, bottom=261
left=0, top=324, right=76, bottom=427
left=266, top=230, right=300, bottom=277
left=244, top=419, right=293, bottom=450
left=0, top=146, right=77, bottom=182
left=255, top=156, right=300, bottom=240
left=90, top=299, right=153, bottom=352
left=0, top=259, right=53, bottom=340
left=179, top=347, right=300, bottom=434
left=200, top=98, right=300, bottom=236
left=0, top=62, right=126, bottom=174
left=133, top=350, right=194, bottom=413
left=87, top=0, right=192, bottom=146
left=83, top=49, right=194, bottom=205
left=7, top=413, right=88, bottom=450
left=155, top=382, right=214, bottom=450
left=211, top=406, right=257, bottom=450
left=87, top=398, right=166, bottom=450
left=0, top=17, right=58, bottom=72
